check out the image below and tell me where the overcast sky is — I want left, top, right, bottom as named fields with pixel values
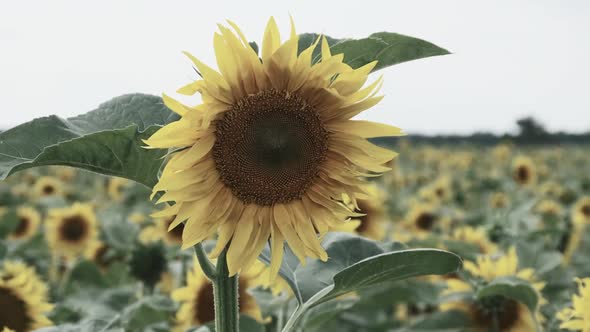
left=1, top=0, right=588, bottom=134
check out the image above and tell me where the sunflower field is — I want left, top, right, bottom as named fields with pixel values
left=1, top=18, right=589, bottom=332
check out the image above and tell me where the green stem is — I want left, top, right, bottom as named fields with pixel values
left=194, top=242, right=217, bottom=280
left=213, top=246, right=240, bottom=332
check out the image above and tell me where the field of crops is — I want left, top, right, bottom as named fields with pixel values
left=1, top=143, right=589, bottom=331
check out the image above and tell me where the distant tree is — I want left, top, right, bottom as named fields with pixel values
left=516, top=117, right=550, bottom=143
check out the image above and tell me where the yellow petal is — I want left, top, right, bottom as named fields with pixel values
left=262, top=17, right=281, bottom=63
left=328, top=120, right=405, bottom=138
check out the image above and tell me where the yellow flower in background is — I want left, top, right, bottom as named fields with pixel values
left=0, top=262, right=53, bottom=332
left=139, top=225, right=163, bottom=244
left=489, top=192, right=509, bottom=209
left=538, top=181, right=564, bottom=199
left=84, top=241, right=120, bottom=271
left=107, top=177, right=130, bottom=202
left=158, top=212, right=184, bottom=246
left=404, top=203, right=440, bottom=237
left=430, top=176, right=453, bottom=203
left=535, top=199, right=563, bottom=219
left=128, top=212, right=147, bottom=225
left=45, top=203, right=98, bottom=259
left=9, top=207, right=41, bottom=241
left=512, top=156, right=537, bottom=187
left=441, top=248, right=545, bottom=332
left=492, top=143, right=512, bottom=162
left=572, top=196, right=590, bottom=224
left=52, top=166, right=77, bottom=182
left=145, top=17, right=403, bottom=277
left=0, top=261, right=48, bottom=299
left=335, top=184, right=387, bottom=240
left=557, top=278, right=590, bottom=332
left=451, top=226, right=497, bottom=256
left=562, top=223, right=584, bottom=266
left=171, top=259, right=264, bottom=331
left=32, top=176, right=64, bottom=198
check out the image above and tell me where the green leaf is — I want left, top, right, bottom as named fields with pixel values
left=298, top=32, right=450, bottom=71
left=281, top=233, right=462, bottom=331
left=0, top=94, right=178, bottom=188
left=64, top=260, right=108, bottom=295
left=301, top=298, right=357, bottom=332
left=122, top=295, right=175, bottom=332
left=475, top=276, right=539, bottom=313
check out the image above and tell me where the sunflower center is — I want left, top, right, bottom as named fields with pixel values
left=213, top=89, right=328, bottom=206
left=0, top=287, right=32, bottom=332
left=59, top=215, right=88, bottom=242
left=515, top=166, right=529, bottom=183
left=582, top=204, right=590, bottom=217
left=42, top=185, right=55, bottom=195
left=472, top=296, right=519, bottom=330
left=416, top=212, right=437, bottom=230
left=13, top=217, right=30, bottom=237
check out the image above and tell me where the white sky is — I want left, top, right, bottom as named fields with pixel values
left=1, top=0, right=589, bottom=134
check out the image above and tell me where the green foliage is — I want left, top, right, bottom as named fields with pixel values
left=475, top=276, right=540, bottom=313
left=298, top=32, right=450, bottom=70
left=0, top=94, right=178, bottom=188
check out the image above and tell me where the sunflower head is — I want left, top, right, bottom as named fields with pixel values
left=557, top=278, right=590, bottom=331
left=511, top=156, right=537, bottom=187
left=9, top=207, right=41, bottom=241
left=107, top=177, right=130, bottom=202
left=145, top=17, right=403, bottom=277
left=451, top=226, right=497, bottom=256
left=572, top=196, right=590, bottom=224
left=33, top=176, right=64, bottom=198
left=405, top=203, right=440, bottom=236
left=535, top=199, right=563, bottom=220
left=45, top=203, right=98, bottom=259
left=172, top=259, right=265, bottom=330
left=0, top=262, right=53, bottom=332
left=489, top=192, right=509, bottom=209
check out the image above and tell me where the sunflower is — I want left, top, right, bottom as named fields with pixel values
left=52, top=166, right=77, bottom=182
left=157, top=209, right=184, bottom=246
left=490, top=192, right=509, bottom=209
left=0, top=262, right=53, bottom=332
left=572, top=196, right=590, bottom=224
left=450, top=226, right=497, bottom=256
left=441, top=247, right=545, bottom=332
left=107, top=177, right=130, bottom=202
left=511, top=156, right=537, bottom=187
left=561, top=222, right=584, bottom=266
left=0, top=261, right=48, bottom=299
left=334, top=184, right=386, bottom=240
left=32, top=176, right=64, bottom=198
left=9, top=207, right=41, bottom=241
left=45, top=203, right=98, bottom=259
left=84, top=241, right=119, bottom=271
left=557, top=278, right=590, bottom=331
left=404, top=203, right=441, bottom=237
left=538, top=181, right=563, bottom=199
left=128, top=212, right=148, bottom=225
left=145, top=17, right=402, bottom=277
left=172, top=259, right=264, bottom=330
left=138, top=225, right=163, bottom=244
left=535, top=199, right=563, bottom=219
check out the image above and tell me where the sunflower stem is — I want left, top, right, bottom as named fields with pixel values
left=194, top=242, right=217, bottom=280
left=213, top=246, right=240, bottom=332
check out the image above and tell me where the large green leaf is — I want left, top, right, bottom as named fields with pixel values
left=298, top=32, right=450, bottom=71
left=281, top=233, right=462, bottom=331
left=475, top=276, right=539, bottom=313
left=0, top=94, right=178, bottom=188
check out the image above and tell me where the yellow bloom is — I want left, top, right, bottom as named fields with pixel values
left=441, top=248, right=545, bottom=332
left=145, top=17, right=402, bottom=277
left=404, top=203, right=441, bottom=237
left=84, top=241, right=120, bottom=271
left=45, top=203, right=99, bottom=259
left=32, top=176, right=64, bottom=198
left=511, top=156, right=537, bottom=187
left=0, top=262, right=53, bottom=332
left=171, top=259, right=264, bottom=330
left=334, top=184, right=387, bottom=240
left=107, top=177, right=130, bottom=202
left=128, top=212, right=147, bottom=225
left=138, top=225, right=162, bottom=244
left=9, top=207, right=41, bottom=241
left=572, top=196, right=590, bottom=224
left=490, top=192, right=509, bottom=209
left=558, top=278, right=590, bottom=332
left=535, top=199, right=563, bottom=218
left=0, top=261, right=48, bottom=299
left=451, top=226, right=497, bottom=256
